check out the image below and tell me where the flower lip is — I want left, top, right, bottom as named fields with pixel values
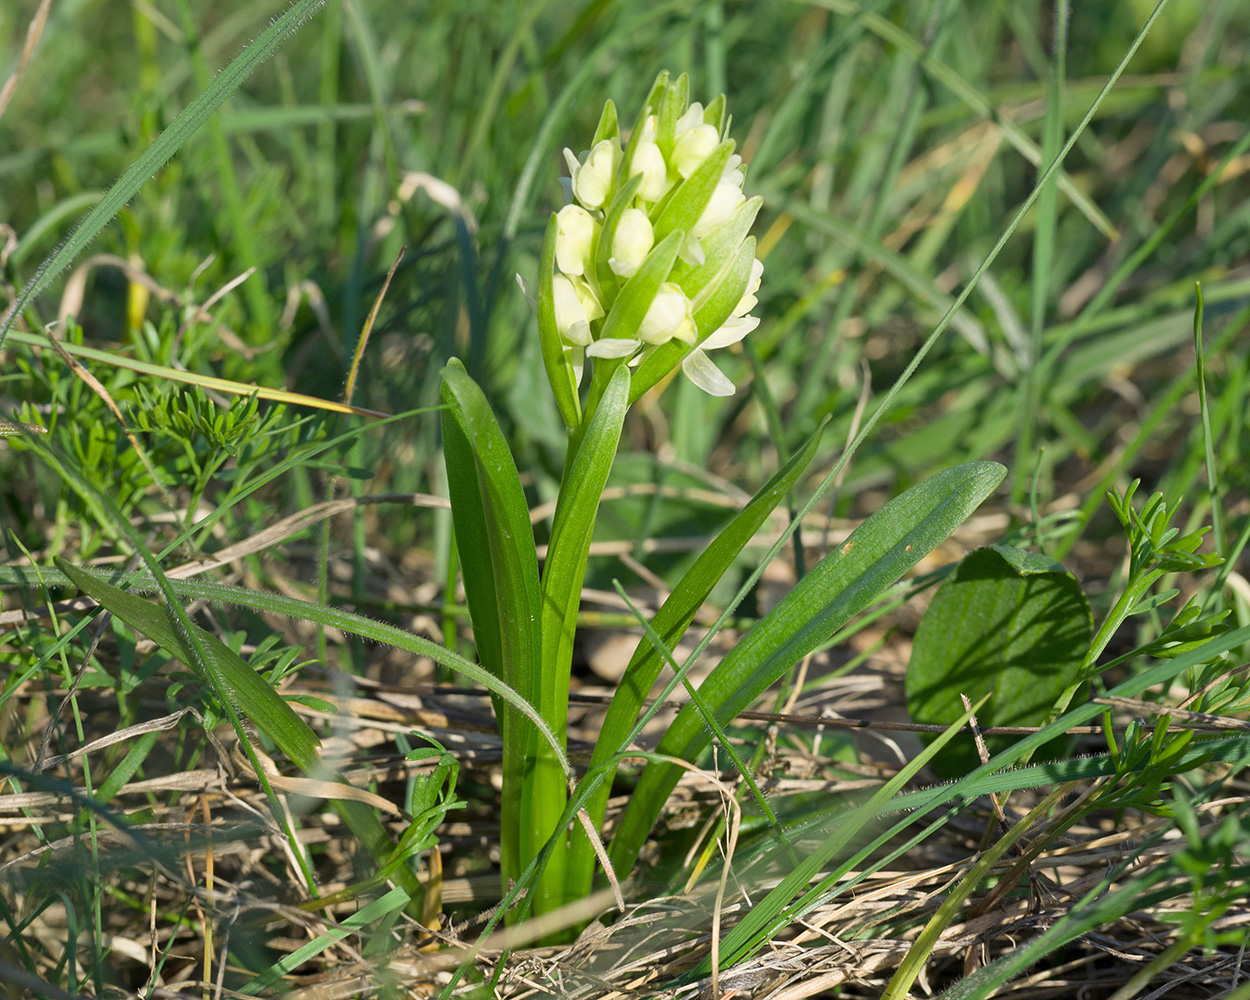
left=639, top=283, right=697, bottom=346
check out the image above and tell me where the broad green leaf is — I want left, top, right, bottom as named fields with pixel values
left=906, top=544, right=1092, bottom=777
left=0, top=0, right=326, bottom=350
left=526, top=364, right=630, bottom=915
left=608, top=461, right=1006, bottom=878
left=566, top=416, right=828, bottom=899
left=440, top=358, right=543, bottom=892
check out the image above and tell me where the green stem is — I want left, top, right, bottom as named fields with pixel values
left=523, top=368, right=629, bottom=923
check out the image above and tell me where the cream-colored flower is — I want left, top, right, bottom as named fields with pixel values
left=563, top=139, right=620, bottom=210
left=675, top=102, right=705, bottom=135
left=693, top=179, right=747, bottom=238
left=586, top=337, right=641, bottom=359
left=734, top=257, right=765, bottom=317
left=679, top=259, right=764, bottom=397
left=552, top=273, right=602, bottom=347
left=630, top=138, right=669, bottom=203
left=555, top=204, right=598, bottom=276
left=609, top=208, right=654, bottom=278
left=672, top=122, right=719, bottom=178
left=540, top=75, right=765, bottom=410
left=639, top=283, right=697, bottom=346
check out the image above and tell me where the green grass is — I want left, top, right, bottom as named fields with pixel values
left=1, top=0, right=1249, bottom=995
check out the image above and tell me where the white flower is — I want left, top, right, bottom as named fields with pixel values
left=552, top=273, right=602, bottom=347
left=563, top=139, right=620, bottom=210
left=693, top=179, right=746, bottom=238
left=639, top=283, right=697, bottom=346
left=629, top=138, right=669, bottom=202
left=734, top=257, right=764, bottom=317
left=555, top=204, right=598, bottom=276
left=672, top=122, right=719, bottom=178
left=675, top=102, right=705, bottom=135
left=681, top=348, right=736, bottom=396
left=609, top=208, right=654, bottom=278
left=680, top=258, right=764, bottom=397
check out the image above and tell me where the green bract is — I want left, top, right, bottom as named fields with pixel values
left=536, top=71, right=764, bottom=420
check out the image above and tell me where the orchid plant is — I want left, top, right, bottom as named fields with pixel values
left=440, top=71, right=1004, bottom=927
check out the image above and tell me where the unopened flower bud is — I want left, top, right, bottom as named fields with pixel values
left=555, top=204, right=598, bottom=276
left=630, top=139, right=669, bottom=202
left=564, top=139, right=620, bottom=210
left=693, top=179, right=747, bottom=238
left=672, top=122, right=720, bottom=178
left=675, top=102, right=705, bottom=135
left=609, top=209, right=654, bottom=278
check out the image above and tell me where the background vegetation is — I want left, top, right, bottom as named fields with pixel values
left=1, top=0, right=1248, bottom=996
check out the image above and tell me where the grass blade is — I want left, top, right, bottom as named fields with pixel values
left=0, top=0, right=327, bottom=349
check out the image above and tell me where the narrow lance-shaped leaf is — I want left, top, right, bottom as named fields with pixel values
left=440, top=358, right=543, bottom=895
left=565, top=417, right=828, bottom=899
left=608, top=461, right=1007, bottom=878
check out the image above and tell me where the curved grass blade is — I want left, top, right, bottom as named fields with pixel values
left=0, top=0, right=327, bottom=350
left=55, top=559, right=427, bottom=908
left=5, top=565, right=564, bottom=763
left=881, top=784, right=1069, bottom=1000
left=608, top=461, right=1006, bottom=879
left=5, top=329, right=385, bottom=418
left=565, top=417, right=828, bottom=899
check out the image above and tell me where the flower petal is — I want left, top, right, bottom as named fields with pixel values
left=678, top=231, right=706, bottom=267
left=586, top=338, right=641, bottom=358
left=701, top=314, right=759, bottom=350
left=682, top=348, right=735, bottom=396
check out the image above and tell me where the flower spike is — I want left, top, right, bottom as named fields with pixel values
left=534, top=71, right=765, bottom=423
